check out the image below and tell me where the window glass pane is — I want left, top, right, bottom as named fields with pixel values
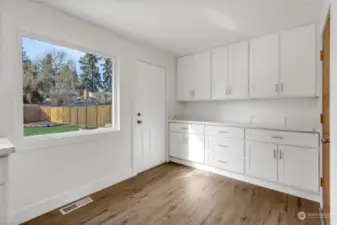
left=22, top=37, right=115, bottom=136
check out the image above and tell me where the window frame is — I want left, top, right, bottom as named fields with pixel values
left=17, top=31, right=120, bottom=150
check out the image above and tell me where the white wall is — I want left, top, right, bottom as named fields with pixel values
left=180, top=98, right=320, bottom=129
left=0, top=0, right=179, bottom=223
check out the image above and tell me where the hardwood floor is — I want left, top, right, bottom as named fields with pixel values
left=23, top=163, right=320, bottom=225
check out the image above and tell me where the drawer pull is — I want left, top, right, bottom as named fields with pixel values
left=219, top=145, right=228, bottom=148
left=272, top=136, right=284, bottom=139
left=218, top=160, right=228, bottom=164
left=219, top=131, right=228, bottom=134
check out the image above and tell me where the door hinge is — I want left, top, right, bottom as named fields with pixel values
left=320, top=50, right=324, bottom=61
left=320, top=113, right=324, bottom=124
left=321, top=177, right=324, bottom=187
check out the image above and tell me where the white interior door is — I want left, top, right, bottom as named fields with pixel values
left=133, top=61, right=166, bottom=174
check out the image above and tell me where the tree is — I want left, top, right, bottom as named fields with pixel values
left=37, top=51, right=69, bottom=87
left=79, top=53, right=102, bottom=93
left=22, top=50, right=80, bottom=105
left=101, top=58, right=113, bottom=92
left=22, top=47, right=46, bottom=104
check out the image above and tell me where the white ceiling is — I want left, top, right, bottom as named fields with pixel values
left=39, top=0, right=324, bottom=56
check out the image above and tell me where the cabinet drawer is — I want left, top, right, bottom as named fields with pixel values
left=206, top=150, right=244, bottom=174
left=0, top=157, right=8, bottom=186
left=246, top=129, right=319, bottom=148
left=206, top=137, right=244, bottom=157
left=205, top=125, right=244, bottom=139
left=169, top=123, right=205, bottom=135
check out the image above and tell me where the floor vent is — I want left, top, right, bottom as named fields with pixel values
left=59, top=197, right=93, bottom=215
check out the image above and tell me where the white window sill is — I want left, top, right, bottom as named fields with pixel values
left=16, top=127, right=119, bottom=152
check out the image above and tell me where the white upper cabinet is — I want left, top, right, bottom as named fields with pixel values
left=250, top=34, right=279, bottom=98
left=177, top=51, right=210, bottom=101
left=229, top=41, right=249, bottom=98
left=194, top=51, right=211, bottom=100
left=177, top=55, right=194, bottom=101
left=177, top=24, right=317, bottom=102
left=211, top=42, right=249, bottom=100
left=211, top=46, right=230, bottom=99
left=279, top=24, right=317, bottom=97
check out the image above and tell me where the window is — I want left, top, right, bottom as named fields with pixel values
left=21, top=36, right=116, bottom=137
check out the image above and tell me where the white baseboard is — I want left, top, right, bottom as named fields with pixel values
left=9, top=168, right=133, bottom=225
left=170, top=157, right=321, bottom=203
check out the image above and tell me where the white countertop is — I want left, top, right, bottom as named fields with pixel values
left=168, top=120, right=320, bottom=133
left=0, top=138, right=15, bottom=157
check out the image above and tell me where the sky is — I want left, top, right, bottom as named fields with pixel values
left=22, top=36, right=104, bottom=75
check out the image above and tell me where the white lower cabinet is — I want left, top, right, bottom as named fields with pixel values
left=246, top=142, right=319, bottom=193
left=0, top=184, right=7, bottom=224
left=169, top=132, right=205, bottom=163
left=169, top=122, right=320, bottom=200
left=206, top=150, right=244, bottom=174
left=278, top=146, right=319, bottom=192
left=205, top=137, right=245, bottom=174
left=246, top=142, right=278, bottom=182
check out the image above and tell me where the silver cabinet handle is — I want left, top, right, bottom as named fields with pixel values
left=279, top=150, right=283, bottom=160
left=219, top=131, right=228, bottom=134
left=275, top=84, right=279, bottom=92
left=219, top=160, right=228, bottom=164
left=218, top=144, right=228, bottom=148
left=273, top=149, right=276, bottom=159
left=280, top=83, right=284, bottom=92
left=228, top=87, right=231, bottom=95
left=272, top=136, right=284, bottom=139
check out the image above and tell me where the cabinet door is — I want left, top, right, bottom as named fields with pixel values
left=169, top=132, right=186, bottom=159
left=177, top=55, right=194, bottom=101
left=250, top=34, right=279, bottom=98
left=211, top=47, right=230, bottom=99
left=193, top=51, right=211, bottom=100
left=246, top=142, right=278, bottom=182
left=279, top=24, right=316, bottom=97
left=0, top=185, right=7, bottom=225
left=229, top=41, right=249, bottom=98
left=169, top=132, right=205, bottom=163
left=278, top=145, right=319, bottom=192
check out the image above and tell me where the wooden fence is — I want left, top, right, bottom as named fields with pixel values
left=24, top=105, right=112, bottom=127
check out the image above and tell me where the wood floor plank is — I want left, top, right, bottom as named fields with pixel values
left=22, top=163, right=321, bottom=225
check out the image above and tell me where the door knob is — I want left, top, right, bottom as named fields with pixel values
left=321, top=137, right=330, bottom=144
left=137, top=120, right=142, bottom=124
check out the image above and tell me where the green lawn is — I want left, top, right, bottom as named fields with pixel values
left=24, top=125, right=81, bottom=136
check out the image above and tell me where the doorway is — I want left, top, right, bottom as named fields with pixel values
left=322, top=14, right=330, bottom=225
